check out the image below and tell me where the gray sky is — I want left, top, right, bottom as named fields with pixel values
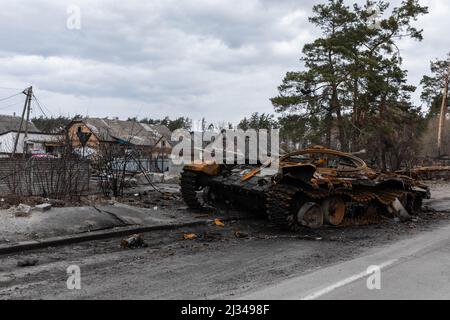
left=0, top=0, right=448, bottom=125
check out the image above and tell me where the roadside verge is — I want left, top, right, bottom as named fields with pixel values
left=0, top=216, right=247, bottom=255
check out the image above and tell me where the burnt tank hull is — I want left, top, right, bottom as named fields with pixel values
left=180, top=147, right=430, bottom=230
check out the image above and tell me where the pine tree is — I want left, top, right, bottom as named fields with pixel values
left=271, top=0, right=428, bottom=170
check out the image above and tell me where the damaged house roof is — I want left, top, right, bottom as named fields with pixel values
left=72, top=118, right=172, bottom=147
left=0, top=115, right=40, bottom=134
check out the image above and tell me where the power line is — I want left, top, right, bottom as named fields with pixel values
left=0, top=86, right=24, bottom=91
left=0, top=91, right=24, bottom=102
left=32, top=95, right=47, bottom=118
left=0, top=87, right=55, bottom=118
left=0, top=100, right=23, bottom=111
left=32, top=94, right=53, bottom=118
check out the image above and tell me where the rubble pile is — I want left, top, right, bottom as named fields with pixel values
left=118, top=189, right=184, bottom=210
left=0, top=196, right=67, bottom=210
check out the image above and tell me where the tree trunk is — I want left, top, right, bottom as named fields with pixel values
left=437, top=73, right=449, bottom=156
left=325, top=109, right=332, bottom=148
left=331, top=86, right=346, bottom=151
left=352, top=78, right=359, bottom=152
left=379, top=95, right=388, bottom=171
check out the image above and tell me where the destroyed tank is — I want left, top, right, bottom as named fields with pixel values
left=180, top=146, right=430, bottom=230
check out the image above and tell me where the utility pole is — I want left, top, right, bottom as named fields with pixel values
left=437, top=70, right=449, bottom=156
left=23, top=86, right=33, bottom=156
left=11, top=86, right=33, bottom=158
left=23, top=87, right=33, bottom=139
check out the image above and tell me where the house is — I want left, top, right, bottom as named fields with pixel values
left=67, top=118, right=173, bottom=171
left=0, top=115, right=63, bottom=156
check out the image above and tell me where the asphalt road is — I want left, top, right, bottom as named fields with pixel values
left=241, top=222, right=450, bottom=300
left=0, top=182, right=449, bottom=300
left=0, top=210, right=448, bottom=300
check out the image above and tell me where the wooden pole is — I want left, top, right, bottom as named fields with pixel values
left=11, top=87, right=32, bottom=157
left=23, top=86, right=33, bottom=156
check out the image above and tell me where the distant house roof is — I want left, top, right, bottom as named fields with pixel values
left=0, top=115, right=40, bottom=134
left=71, top=118, right=172, bottom=147
left=140, top=123, right=172, bottom=141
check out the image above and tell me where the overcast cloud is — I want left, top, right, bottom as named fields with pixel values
left=0, top=0, right=448, bottom=124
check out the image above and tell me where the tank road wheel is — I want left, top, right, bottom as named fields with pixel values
left=297, top=202, right=324, bottom=229
left=266, top=184, right=324, bottom=231
left=321, top=197, right=346, bottom=226
left=266, top=184, right=299, bottom=231
left=180, top=170, right=206, bottom=210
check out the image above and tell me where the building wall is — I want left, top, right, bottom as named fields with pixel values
left=67, top=122, right=172, bottom=158
left=67, top=122, right=100, bottom=149
left=0, top=132, right=62, bottom=154
left=0, top=132, right=15, bottom=154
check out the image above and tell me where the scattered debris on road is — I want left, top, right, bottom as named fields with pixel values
left=182, top=233, right=198, bottom=240
left=234, top=231, right=249, bottom=239
left=1, top=196, right=67, bottom=210
left=9, top=204, right=32, bottom=217
left=297, top=235, right=323, bottom=241
left=34, top=203, right=52, bottom=212
left=214, top=218, right=225, bottom=227
left=17, top=258, right=38, bottom=267
left=120, top=234, right=148, bottom=249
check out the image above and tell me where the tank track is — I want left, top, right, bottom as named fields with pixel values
left=301, top=187, right=423, bottom=216
left=266, top=183, right=301, bottom=231
left=300, top=188, right=405, bottom=205
left=180, top=170, right=204, bottom=210
left=266, top=183, right=422, bottom=230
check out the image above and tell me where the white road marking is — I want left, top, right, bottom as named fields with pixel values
left=301, top=259, right=397, bottom=300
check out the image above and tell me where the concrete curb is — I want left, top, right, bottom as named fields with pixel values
left=0, top=216, right=245, bottom=255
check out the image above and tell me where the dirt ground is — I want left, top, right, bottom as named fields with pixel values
left=0, top=182, right=449, bottom=300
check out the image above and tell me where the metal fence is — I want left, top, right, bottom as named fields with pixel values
left=112, top=157, right=170, bottom=173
